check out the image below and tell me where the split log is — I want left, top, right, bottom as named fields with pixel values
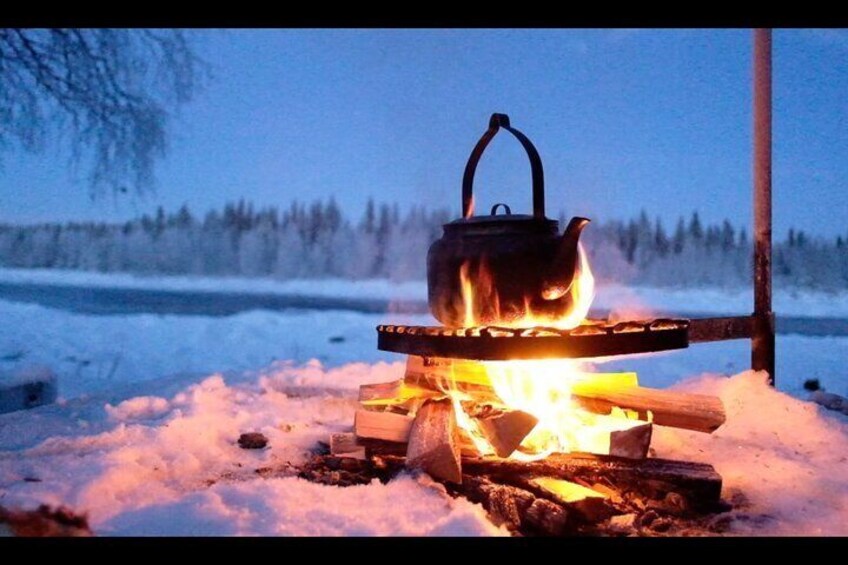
left=528, top=477, right=615, bottom=522
left=406, top=398, right=462, bottom=483
left=475, top=410, right=539, bottom=458
left=609, top=421, right=652, bottom=459
left=574, top=387, right=725, bottom=433
left=354, top=410, right=413, bottom=443
left=461, top=452, right=723, bottom=510
left=358, top=380, right=440, bottom=409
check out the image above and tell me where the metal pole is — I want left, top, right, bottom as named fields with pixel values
left=752, top=28, right=776, bottom=385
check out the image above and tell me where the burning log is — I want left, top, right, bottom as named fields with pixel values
left=475, top=409, right=539, bottom=458
left=574, top=387, right=726, bottom=434
left=358, top=380, right=440, bottom=408
left=353, top=410, right=413, bottom=443
left=461, top=452, right=723, bottom=510
left=404, top=359, right=501, bottom=404
left=406, top=398, right=463, bottom=484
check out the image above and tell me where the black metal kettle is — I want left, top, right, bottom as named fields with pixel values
left=427, top=113, right=590, bottom=327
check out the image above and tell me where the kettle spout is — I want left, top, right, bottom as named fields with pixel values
left=541, top=217, right=591, bottom=301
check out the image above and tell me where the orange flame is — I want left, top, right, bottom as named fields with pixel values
left=459, top=244, right=595, bottom=330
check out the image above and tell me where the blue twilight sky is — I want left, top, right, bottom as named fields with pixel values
left=1, top=28, right=847, bottom=236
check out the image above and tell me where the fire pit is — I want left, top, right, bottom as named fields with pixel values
left=313, top=114, right=742, bottom=536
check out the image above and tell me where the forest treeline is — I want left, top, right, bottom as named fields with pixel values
left=0, top=199, right=844, bottom=289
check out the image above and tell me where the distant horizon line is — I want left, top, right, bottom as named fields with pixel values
left=0, top=197, right=842, bottom=242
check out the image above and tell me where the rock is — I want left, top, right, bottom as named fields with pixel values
left=803, top=378, right=820, bottom=391
left=237, top=432, right=268, bottom=449
left=0, top=365, right=57, bottom=415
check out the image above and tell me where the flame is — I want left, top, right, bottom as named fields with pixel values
left=458, top=243, right=595, bottom=330
left=444, top=243, right=645, bottom=461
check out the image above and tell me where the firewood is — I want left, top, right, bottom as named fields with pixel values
left=609, top=421, right=652, bottom=459
left=329, top=433, right=366, bottom=460
left=358, top=380, right=440, bottom=408
left=408, top=355, right=722, bottom=435
left=406, top=398, right=462, bottom=483
left=475, top=409, right=539, bottom=458
left=404, top=356, right=501, bottom=403
left=354, top=410, right=413, bottom=443
left=461, top=453, right=723, bottom=510
left=528, top=477, right=616, bottom=522
left=573, top=387, right=725, bottom=433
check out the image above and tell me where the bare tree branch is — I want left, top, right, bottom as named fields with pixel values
left=0, top=28, right=208, bottom=197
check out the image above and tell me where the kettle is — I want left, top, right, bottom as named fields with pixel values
left=427, top=113, right=590, bottom=327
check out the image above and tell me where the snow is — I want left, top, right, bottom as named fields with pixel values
left=0, top=362, right=504, bottom=536
left=655, top=371, right=848, bottom=536
left=0, top=298, right=428, bottom=399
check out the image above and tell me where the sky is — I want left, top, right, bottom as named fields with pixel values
left=1, top=28, right=847, bottom=237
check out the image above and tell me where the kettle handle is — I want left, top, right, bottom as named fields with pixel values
left=462, top=113, right=545, bottom=219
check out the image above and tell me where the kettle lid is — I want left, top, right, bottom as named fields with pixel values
left=444, top=203, right=558, bottom=235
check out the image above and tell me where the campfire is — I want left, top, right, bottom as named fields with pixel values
left=321, top=114, right=729, bottom=535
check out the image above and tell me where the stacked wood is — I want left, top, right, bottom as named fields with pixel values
left=319, top=354, right=729, bottom=535
left=404, top=355, right=725, bottom=434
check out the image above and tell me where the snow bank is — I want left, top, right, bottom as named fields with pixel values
left=654, top=370, right=848, bottom=536
left=1, top=360, right=847, bottom=536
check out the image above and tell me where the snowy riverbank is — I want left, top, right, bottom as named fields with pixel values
left=3, top=268, right=848, bottom=318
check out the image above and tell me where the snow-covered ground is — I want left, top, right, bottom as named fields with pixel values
left=2, top=270, right=848, bottom=535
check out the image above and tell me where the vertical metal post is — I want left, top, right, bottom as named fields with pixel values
left=752, top=28, right=776, bottom=385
